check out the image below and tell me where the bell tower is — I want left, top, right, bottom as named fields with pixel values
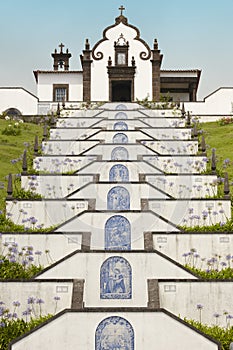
left=51, top=43, right=72, bottom=71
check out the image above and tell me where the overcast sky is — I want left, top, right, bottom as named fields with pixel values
left=1, top=0, right=233, bottom=100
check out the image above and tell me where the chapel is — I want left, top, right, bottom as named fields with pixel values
left=33, top=6, right=201, bottom=107
left=2, top=6, right=233, bottom=350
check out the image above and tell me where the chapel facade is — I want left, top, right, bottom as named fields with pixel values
left=34, top=6, right=201, bottom=111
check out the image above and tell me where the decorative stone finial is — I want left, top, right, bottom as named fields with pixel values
left=153, top=39, right=158, bottom=50
left=181, top=103, right=185, bottom=118
left=201, top=135, right=206, bottom=155
left=131, top=56, right=135, bottom=66
left=34, top=135, right=39, bottom=154
left=211, top=148, right=216, bottom=174
left=42, top=124, right=48, bottom=141
left=7, top=173, right=13, bottom=199
left=50, top=111, right=56, bottom=126
left=108, top=56, right=112, bottom=66
left=192, top=122, right=198, bottom=139
left=57, top=103, right=60, bottom=116
left=62, top=96, right=65, bottom=108
left=85, top=39, right=90, bottom=50
left=224, top=172, right=230, bottom=199
left=22, top=150, right=27, bottom=175
left=186, top=111, right=191, bottom=126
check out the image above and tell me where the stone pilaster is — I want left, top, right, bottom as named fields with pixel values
left=151, top=39, right=163, bottom=101
left=147, top=279, right=160, bottom=309
left=71, top=279, right=85, bottom=309
left=81, top=39, right=93, bottom=102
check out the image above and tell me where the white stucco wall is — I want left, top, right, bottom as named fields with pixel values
left=159, top=281, right=233, bottom=327
left=0, top=232, right=82, bottom=266
left=69, top=183, right=169, bottom=210
left=82, top=144, right=156, bottom=160
left=78, top=161, right=163, bottom=180
left=37, top=252, right=194, bottom=307
left=153, top=232, right=233, bottom=266
left=91, top=22, right=152, bottom=101
left=0, top=281, right=73, bottom=317
left=10, top=311, right=219, bottom=350
left=21, top=174, right=94, bottom=198
left=0, top=88, right=38, bottom=115
left=55, top=211, right=179, bottom=250
left=146, top=174, right=217, bottom=198
left=33, top=155, right=97, bottom=173
left=6, top=199, right=88, bottom=228
left=49, top=127, right=102, bottom=140
left=37, top=72, right=83, bottom=102
left=42, top=140, right=99, bottom=155
left=149, top=199, right=231, bottom=227
left=143, top=155, right=207, bottom=173
left=185, top=87, right=233, bottom=118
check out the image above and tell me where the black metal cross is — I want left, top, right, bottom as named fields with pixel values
left=59, top=43, right=64, bottom=52
left=119, top=5, right=125, bottom=16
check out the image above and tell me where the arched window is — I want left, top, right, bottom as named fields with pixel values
left=114, top=111, right=128, bottom=119
left=115, top=104, right=128, bottom=110
left=112, top=133, right=128, bottom=144
left=109, top=164, right=129, bottom=182
left=105, top=215, right=131, bottom=250
left=107, top=186, right=130, bottom=210
left=100, top=256, right=132, bottom=299
left=111, top=147, right=129, bottom=160
left=113, top=121, right=128, bottom=130
left=4, top=108, right=22, bottom=117
left=95, top=316, right=134, bottom=350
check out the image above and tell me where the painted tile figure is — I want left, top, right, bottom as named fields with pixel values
left=96, top=316, right=134, bottom=350
left=115, top=104, right=128, bottom=111
left=111, top=147, right=129, bottom=160
left=105, top=215, right=131, bottom=250
left=113, top=121, right=128, bottom=130
left=100, top=256, right=132, bottom=299
left=112, top=133, right=128, bottom=144
left=114, top=111, right=128, bottom=119
left=107, top=186, right=130, bottom=210
left=109, top=164, right=129, bottom=182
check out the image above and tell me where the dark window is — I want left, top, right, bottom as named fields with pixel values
left=53, top=84, right=69, bottom=102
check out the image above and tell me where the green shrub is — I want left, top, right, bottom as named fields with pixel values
left=0, top=315, right=52, bottom=350
left=185, top=318, right=233, bottom=350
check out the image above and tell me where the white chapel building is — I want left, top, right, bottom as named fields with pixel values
left=34, top=6, right=200, bottom=114
left=1, top=7, right=233, bottom=117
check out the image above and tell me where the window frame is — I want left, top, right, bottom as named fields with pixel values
left=53, top=84, right=69, bottom=102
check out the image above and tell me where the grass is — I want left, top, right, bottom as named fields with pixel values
left=200, top=121, right=233, bottom=180
left=0, top=118, right=43, bottom=210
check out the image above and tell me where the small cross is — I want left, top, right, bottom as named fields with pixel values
left=59, top=43, right=64, bottom=53
left=119, top=5, right=125, bottom=16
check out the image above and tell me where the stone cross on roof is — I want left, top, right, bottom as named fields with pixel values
left=119, top=5, right=125, bottom=16
left=59, top=43, right=64, bottom=53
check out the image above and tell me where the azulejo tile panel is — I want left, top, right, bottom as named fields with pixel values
left=112, top=133, right=129, bottom=144
left=96, top=316, right=134, bottom=349
left=105, top=215, right=131, bottom=250
left=111, top=147, right=129, bottom=160
left=107, top=186, right=130, bottom=210
left=113, top=121, right=128, bottom=130
left=100, top=256, right=132, bottom=299
left=109, top=164, right=129, bottom=182
left=114, top=111, right=128, bottom=119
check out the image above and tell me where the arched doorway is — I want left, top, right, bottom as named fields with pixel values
left=111, top=81, right=132, bottom=102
